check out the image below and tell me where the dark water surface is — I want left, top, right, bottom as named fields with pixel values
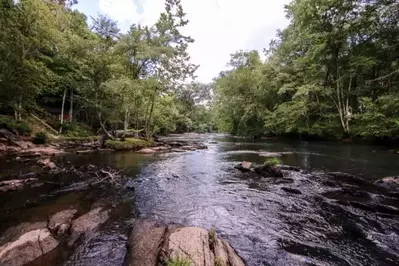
left=1, top=134, right=399, bottom=266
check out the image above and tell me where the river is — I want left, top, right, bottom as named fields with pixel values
left=1, top=133, right=399, bottom=266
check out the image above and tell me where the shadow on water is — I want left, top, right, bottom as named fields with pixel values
left=1, top=133, right=399, bottom=265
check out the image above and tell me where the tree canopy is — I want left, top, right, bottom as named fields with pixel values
left=212, top=0, right=399, bottom=140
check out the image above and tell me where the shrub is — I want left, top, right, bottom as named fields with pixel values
left=105, top=138, right=152, bottom=150
left=0, top=116, right=31, bottom=136
left=209, top=226, right=217, bottom=247
left=166, top=257, right=192, bottom=266
left=60, top=121, right=92, bottom=137
left=263, top=157, right=282, bottom=167
left=33, top=132, right=47, bottom=144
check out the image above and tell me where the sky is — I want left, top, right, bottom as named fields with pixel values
left=75, top=0, right=290, bottom=83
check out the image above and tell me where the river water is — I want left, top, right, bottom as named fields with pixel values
left=1, top=133, right=399, bottom=266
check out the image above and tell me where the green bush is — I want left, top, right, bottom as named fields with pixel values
left=166, top=257, right=192, bottom=266
left=263, top=157, right=282, bottom=167
left=0, top=116, right=31, bottom=136
left=105, top=138, right=152, bottom=150
left=60, top=121, right=92, bottom=137
left=33, top=132, right=47, bottom=144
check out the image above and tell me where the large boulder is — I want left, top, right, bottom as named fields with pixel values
left=68, top=207, right=110, bottom=246
left=161, top=227, right=214, bottom=266
left=0, top=228, right=59, bottom=266
left=124, top=219, right=246, bottom=266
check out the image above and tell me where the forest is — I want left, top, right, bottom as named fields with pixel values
left=0, top=0, right=213, bottom=140
left=0, top=0, right=398, bottom=142
left=213, top=0, right=399, bottom=140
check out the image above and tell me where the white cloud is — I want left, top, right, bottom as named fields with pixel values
left=96, top=0, right=290, bottom=82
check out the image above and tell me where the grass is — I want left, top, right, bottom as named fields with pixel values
left=105, top=138, right=152, bottom=150
left=166, top=257, right=192, bottom=266
left=209, top=226, right=217, bottom=247
left=263, top=157, right=282, bottom=167
left=215, top=257, right=224, bottom=266
left=50, top=135, right=100, bottom=142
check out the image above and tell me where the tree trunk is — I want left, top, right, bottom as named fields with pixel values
left=124, top=108, right=130, bottom=133
left=59, top=88, right=67, bottom=134
left=98, top=111, right=113, bottom=140
left=145, top=90, right=156, bottom=139
left=69, top=89, right=73, bottom=122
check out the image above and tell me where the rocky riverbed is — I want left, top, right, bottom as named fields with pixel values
left=0, top=133, right=399, bottom=265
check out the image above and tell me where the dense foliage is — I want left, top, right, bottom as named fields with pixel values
left=212, top=0, right=399, bottom=140
left=0, top=0, right=212, bottom=138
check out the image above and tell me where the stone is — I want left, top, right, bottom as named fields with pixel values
left=125, top=219, right=246, bottom=266
left=48, top=209, right=77, bottom=237
left=163, top=227, right=214, bottom=266
left=37, top=158, right=57, bottom=169
left=0, top=228, right=59, bottom=266
left=137, top=148, right=156, bottom=154
left=214, top=238, right=246, bottom=266
left=234, top=161, right=253, bottom=172
left=0, top=222, right=47, bottom=246
left=68, top=207, right=110, bottom=246
left=0, top=178, right=39, bottom=193
left=125, top=220, right=168, bottom=266
left=375, top=176, right=399, bottom=190
left=254, top=165, right=284, bottom=178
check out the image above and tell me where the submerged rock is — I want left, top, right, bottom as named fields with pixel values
left=68, top=207, right=110, bottom=246
left=375, top=176, right=399, bottom=190
left=125, top=219, right=245, bottom=266
left=254, top=165, right=284, bottom=178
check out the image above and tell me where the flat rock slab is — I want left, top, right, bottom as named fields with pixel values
left=69, top=207, right=110, bottom=246
left=125, top=219, right=246, bottom=266
left=0, top=228, right=59, bottom=266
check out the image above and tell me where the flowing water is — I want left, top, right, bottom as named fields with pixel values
left=1, top=133, right=399, bottom=266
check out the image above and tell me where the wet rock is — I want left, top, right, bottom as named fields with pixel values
left=258, top=152, right=282, bottom=157
left=125, top=219, right=245, bottom=266
left=152, top=146, right=170, bottom=152
left=0, top=228, right=59, bottom=266
left=279, top=165, right=301, bottom=172
left=281, top=187, right=302, bottom=194
left=234, top=161, right=253, bottom=172
left=137, top=148, right=157, bottom=154
left=48, top=209, right=77, bottom=237
left=68, top=207, right=110, bottom=246
left=375, top=176, right=399, bottom=190
left=0, top=178, right=39, bottom=193
left=125, top=220, right=169, bottom=266
left=214, top=238, right=246, bottom=266
left=0, top=222, right=47, bottom=246
left=37, top=158, right=57, bottom=169
left=171, top=148, right=186, bottom=153
left=254, top=165, right=284, bottom=178
left=327, top=172, right=370, bottom=186
left=162, top=227, right=214, bottom=266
